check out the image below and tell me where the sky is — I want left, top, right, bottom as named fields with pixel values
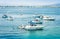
left=0, top=0, right=60, bottom=6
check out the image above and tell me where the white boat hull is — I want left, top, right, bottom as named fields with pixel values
left=43, top=16, right=55, bottom=21
left=18, top=25, right=44, bottom=30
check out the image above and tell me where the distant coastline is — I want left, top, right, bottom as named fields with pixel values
left=0, top=6, right=60, bottom=8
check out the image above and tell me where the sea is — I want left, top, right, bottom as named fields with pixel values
left=0, top=6, right=60, bottom=39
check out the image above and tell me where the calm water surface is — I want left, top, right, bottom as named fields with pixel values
left=0, top=7, right=60, bottom=39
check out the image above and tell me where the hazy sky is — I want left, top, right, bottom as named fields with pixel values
left=0, top=0, right=60, bottom=6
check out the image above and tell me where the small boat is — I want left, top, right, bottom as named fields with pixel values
left=34, top=15, right=55, bottom=21
left=18, top=25, right=44, bottom=30
left=43, top=16, right=55, bottom=21
left=2, top=14, right=13, bottom=21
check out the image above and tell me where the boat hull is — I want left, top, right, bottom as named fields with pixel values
left=18, top=25, right=44, bottom=30
left=44, top=19, right=55, bottom=21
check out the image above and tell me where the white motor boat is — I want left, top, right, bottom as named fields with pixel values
left=18, top=25, right=44, bottom=30
left=43, top=16, right=55, bottom=21
left=34, top=15, right=55, bottom=21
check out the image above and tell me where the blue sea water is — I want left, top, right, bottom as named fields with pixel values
left=0, top=6, right=60, bottom=39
